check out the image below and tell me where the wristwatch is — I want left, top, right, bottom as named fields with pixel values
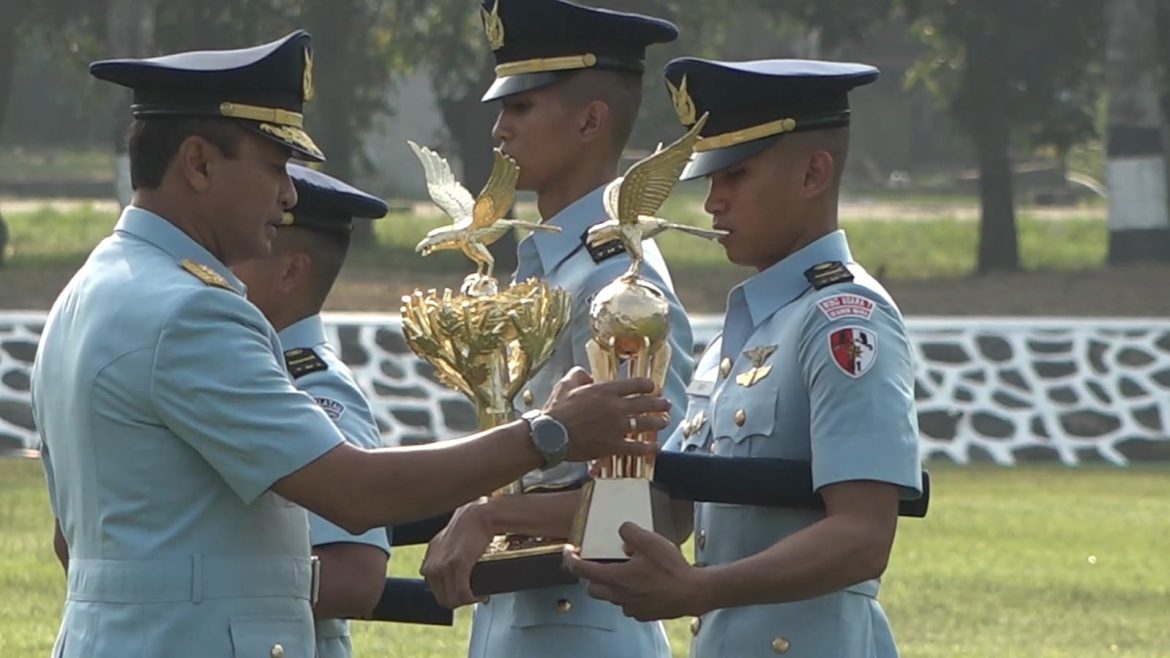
left=521, top=409, right=569, bottom=469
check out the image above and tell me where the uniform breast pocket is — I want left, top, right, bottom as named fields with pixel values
left=711, top=381, right=779, bottom=458
left=229, top=617, right=313, bottom=658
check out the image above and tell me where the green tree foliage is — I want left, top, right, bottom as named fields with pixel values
left=904, top=0, right=1104, bottom=272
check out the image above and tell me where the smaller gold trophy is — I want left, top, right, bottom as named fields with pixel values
left=569, top=114, right=723, bottom=560
left=402, top=142, right=575, bottom=594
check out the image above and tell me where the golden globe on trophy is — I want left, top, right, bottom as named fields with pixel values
left=569, top=114, right=724, bottom=560
left=401, top=141, right=575, bottom=595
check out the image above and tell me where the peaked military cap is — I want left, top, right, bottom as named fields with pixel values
left=90, top=31, right=325, bottom=162
left=480, top=0, right=678, bottom=102
left=280, top=164, right=388, bottom=236
left=662, top=58, right=879, bottom=180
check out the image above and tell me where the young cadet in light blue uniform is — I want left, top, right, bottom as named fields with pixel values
left=233, top=164, right=398, bottom=658
left=419, top=2, right=693, bottom=658
left=31, top=32, right=670, bottom=658
left=567, top=59, right=925, bottom=658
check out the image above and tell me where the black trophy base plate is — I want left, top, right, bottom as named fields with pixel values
left=470, top=544, right=579, bottom=597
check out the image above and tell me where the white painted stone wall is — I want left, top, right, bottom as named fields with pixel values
left=3, top=312, right=1168, bottom=465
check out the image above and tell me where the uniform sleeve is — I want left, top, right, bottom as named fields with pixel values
left=578, top=260, right=696, bottom=445
left=39, top=439, right=60, bottom=518
left=297, top=367, right=391, bottom=554
left=797, top=288, right=922, bottom=497
left=151, top=290, right=345, bottom=504
left=31, top=390, right=60, bottom=517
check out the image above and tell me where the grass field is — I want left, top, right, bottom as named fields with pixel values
left=0, top=192, right=1108, bottom=280
left=1, top=458, right=1167, bottom=658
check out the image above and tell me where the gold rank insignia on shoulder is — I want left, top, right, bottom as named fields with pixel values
left=483, top=0, right=505, bottom=51
left=179, top=259, right=235, bottom=292
left=284, top=347, right=328, bottom=379
left=665, top=75, right=697, bottom=126
left=735, top=344, right=777, bottom=387
left=804, top=260, right=854, bottom=290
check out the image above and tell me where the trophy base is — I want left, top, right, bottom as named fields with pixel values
left=571, top=478, right=675, bottom=561
left=470, top=542, right=578, bottom=597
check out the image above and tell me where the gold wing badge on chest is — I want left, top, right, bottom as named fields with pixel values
left=735, top=344, right=777, bottom=387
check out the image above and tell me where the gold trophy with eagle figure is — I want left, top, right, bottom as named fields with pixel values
left=402, top=141, right=574, bottom=594
left=569, top=113, right=727, bottom=561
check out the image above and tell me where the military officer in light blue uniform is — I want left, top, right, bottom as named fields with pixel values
left=32, top=31, right=671, bottom=658
left=419, top=2, right=693, bottom=657
left=233, top=164, right=399, bottom=658
left=567, top=59, right=925, bottom=658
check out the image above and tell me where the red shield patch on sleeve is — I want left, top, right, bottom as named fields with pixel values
left=829, top=326, right=877, bottom=378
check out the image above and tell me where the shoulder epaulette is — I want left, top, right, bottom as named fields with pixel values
left=179, top=259, right=235, bottom=292
left=581, top=230, right=627, bottom=264
left=803, top=261, right=854, bottom=290
left=284, top=347, right=328, bottom=379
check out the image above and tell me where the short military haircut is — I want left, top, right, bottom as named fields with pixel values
left=559, top=69, right=644, bottom=153
left=126, top=118, right=243, bottom=190
left=279, top=225, right=351, bottom=306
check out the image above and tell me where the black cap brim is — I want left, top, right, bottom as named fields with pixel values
left=482, top=71, right=573, bottom=102
left=680, top=135, right=779, bottom=181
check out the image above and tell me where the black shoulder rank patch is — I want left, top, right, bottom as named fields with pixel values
left=804, top=261, right=854, bottom=290
left=179, top=259, right=235, bottom=292
left=284, top=347, right=328, bottom=379
left=581, top=229, right=627, bottom=264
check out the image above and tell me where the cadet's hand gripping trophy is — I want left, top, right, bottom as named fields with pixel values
left=402, top=142, right=574, bottom=594
left=570, top=114, right=723, bottom=560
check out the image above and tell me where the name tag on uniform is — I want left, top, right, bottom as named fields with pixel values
left=686, top=379, right=715, bottom=397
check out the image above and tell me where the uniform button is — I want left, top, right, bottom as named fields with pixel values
left=720, top=358, right=732, bottom=378
left=481, top=596, right=490, bottom=604
left=522, top=389, right=534, bottom=407
left=690, top=616, right=702, bottom=635
left=697, top=529, right=707, bottom=550
left=556, top=598, right=572, bottom=614
left=735, top=409, right=746, bottom=426
left=771, top=637, right=790, bottom=653
left=270, top=644, right=285, bottom=658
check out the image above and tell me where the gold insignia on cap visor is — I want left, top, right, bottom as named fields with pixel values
left=483, top=0, right=505, bottom=51
left=666, top=74, right=697, bottom=126
left=303, top=47, right=314, bottom=101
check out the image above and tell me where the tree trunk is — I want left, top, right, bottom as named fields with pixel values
left=303, top=0, right=371, bottom=244
left=0, top=2, right=30, bottom=268
left=435, top=61, right=516, bottom=272
left=0, top=1, right=30, bottom=138
left=106, top=0, right=157, bottom=205
left=1105, top=0, right=1170, bottom=263
left=965, top=42, right=1019, bottom=273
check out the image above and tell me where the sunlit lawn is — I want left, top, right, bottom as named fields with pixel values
left=2, top=459, right=1166, bottom=658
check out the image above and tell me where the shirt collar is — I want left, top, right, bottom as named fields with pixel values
left=730, top=229, right=854, bottom=327
left=278, top=314, right=327, bottom=349
left=525, top=184, right=609, bottom=274
left=114, top=206, right=246, bottom=294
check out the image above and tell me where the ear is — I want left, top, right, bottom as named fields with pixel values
left=801, top=149, right=836, bottom=199
left=279, top=250, right=313, bottom=294
left=175, top=136, right=216, bottom=193
left=578, top=100, right=609, bottom=145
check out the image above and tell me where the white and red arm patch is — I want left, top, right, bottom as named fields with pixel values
left=817, top=293, right=875, bottom=322
left=829, top=326, right=878, bottom=378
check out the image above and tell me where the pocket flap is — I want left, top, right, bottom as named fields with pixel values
left=510, top=588, right=618, bottom=630
left=230, top=617, right=312, bottom=658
